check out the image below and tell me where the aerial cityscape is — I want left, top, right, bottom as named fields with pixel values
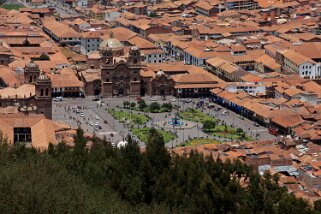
left=0, top=0, right=321, bottom=212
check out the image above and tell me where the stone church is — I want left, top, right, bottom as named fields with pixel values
left=100, top=39, right=142, bottom=97
left=0, top=62, right=52, bottom=119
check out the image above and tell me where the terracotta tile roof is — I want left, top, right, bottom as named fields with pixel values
left=81, top=69, right=101, bottom=82
left=0, top=84, right=35, bottom=99
left=43, top=18, right=80, bottom=38
left=0, top=66, right=24, bottom=88
left=282, top=50, right=315, bottom=65
left=271, top=113, right=304, bottom=129
left=48, top=72, right=83, bottom=88
left=255, top=54, right=281, bottom=70
left=0, top=113, right=57, bottom=150
left=174, top=83, right=219, bottom=89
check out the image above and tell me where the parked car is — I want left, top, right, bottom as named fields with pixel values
left=89, top=121, right=94, bottom=126
left=208, top=104, right=215, bottom=109
left=170, top=98, right=176, bottom=102
left=95, top=115, right=100, bottom=120
left=150, top=97, right=157, bottom=101
left=53, top=97, right=63, bottom=102
left=221, top=110, right=228, bottom=115
left=269, top=128, right=279, bottom=135
left=80, top=113, right=85, bottom=117
left=254, top=122, right=260, bottom=127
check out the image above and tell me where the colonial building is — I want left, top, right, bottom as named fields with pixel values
left=100, top=38, right=142, bottom=97
left=0, top=62, right=52, bottom=119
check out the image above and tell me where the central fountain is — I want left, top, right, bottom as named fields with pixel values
left=168, top=113, right=184, bottom=126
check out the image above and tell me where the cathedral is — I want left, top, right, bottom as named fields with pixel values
left=100, top=38, right=142, bottom=97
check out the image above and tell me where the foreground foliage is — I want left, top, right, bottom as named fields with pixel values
left=0, top=128, right=320, bottom=213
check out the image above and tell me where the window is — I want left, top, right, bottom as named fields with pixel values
left=14, top=128, right=32, bottom=144
left=45, top=88, right=49, bottom=96
left=134, top=78, right=137, bottom=81
left=40, top=89, right=44, bottom=96
left=106, top=78, right=109, bottom=82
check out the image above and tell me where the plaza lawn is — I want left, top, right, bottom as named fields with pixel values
left=183, top=138, right=221, bottom=146
left=132, top=128, right=176, bottom=143
left=108, top=109, right=149, bottom=125
left=0, top=4, right=24, bottom=10
left=179, top=108, right=216, bottom=123
left=204, top=125, right=253, bottom=141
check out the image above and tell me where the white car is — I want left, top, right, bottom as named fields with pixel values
left=95, top=122, right=99, bottom=126
left=221, top=110, right=228, bottom=115
left=53, top=97, right=63, bottom=102
left=80, top=113, right=85, bottom=117
left=150, top=97, right=157, bottom=101
left=89, top=121, right=94, bottom=126
left=170, top=98, right=176, bottom=102
left=95, top=115, right=100, bottom=120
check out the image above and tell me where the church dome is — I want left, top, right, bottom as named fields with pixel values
left=100, top=38, right=123, bottom=50
left=37, top=72, right=50, bottom=81
left=156, top=69, right=166, bottom=77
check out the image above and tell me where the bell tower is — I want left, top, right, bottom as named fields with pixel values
left=128, top=46, right=141, bottom=65
left=100, top=47, right=113, bottom=67
left=24, top=61, right=40, bottom=84
left=35, top=72, right=52, bottom=119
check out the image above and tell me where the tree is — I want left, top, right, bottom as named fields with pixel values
left=138, top=99, right=147, bottom=110
left=224, top=124, right=228, bottom=133
left=0, top=127, right=316, bottom=213
left=314, top=200, right=321, bottom=212
left=123, top=101, right=130, bottom=109
left=130, top=102, right=136, bottom=108
left=37, top=53, right=50, bottom=61
left=23, top=38, right=30, bottom=47
left=236, top=128, right=243, bottom=134
left=161, top=102, right=173, bottom=112
left=202, top=120, right=216, bottom=130
left=149, top=102, right=160, bottom=113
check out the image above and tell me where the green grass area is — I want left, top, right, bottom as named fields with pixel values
left=137, top=107, right=172, bottom=113
left=180, top=108, right=252, bottom=142
left=183, top=138, right=221, bottom=146
left=108, top=109, right=149, bottom=125
left=179, top=108, right=216, bottom=123
left=132, top=128, right=176, bottom=143
left=205, top=125, right=253, bottom=141
left=0, top=4, right=24, bottom=10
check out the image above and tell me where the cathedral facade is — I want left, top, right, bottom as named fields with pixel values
left=99, top=38, right=143, bottom=97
